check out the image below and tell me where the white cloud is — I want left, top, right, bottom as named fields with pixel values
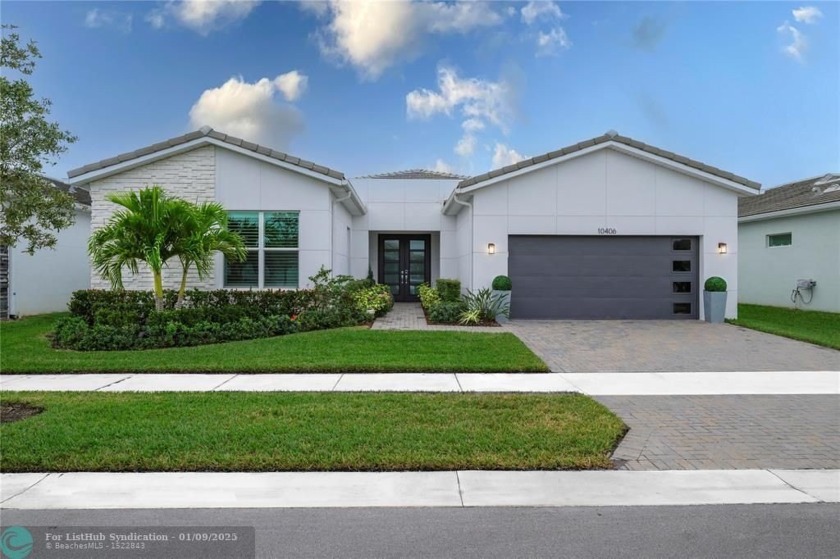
left=536, top=27, right=571, bottom=56
left=492, top=143, right=527, bottom=169
left=792, top=6, right=823, bottom=24
left=406, top=66, right=512, bottom=129
left=521, top=1, right=565, bottom=25
left=188, top=75, right=304, bottom=149
left=455, top=134, right=477, bottom=157
left=433, top=159, right=457, bottom=174
left=306, top=1, right=503, bottom=79
left=150, top=0, right=261, bottom=35
left=407, top=65, right=516, bottom=160
left=777, top=21, right=807, bottom=61
left=462, top=118, right=485, bottom=133
left=84, top=9, right=133, bottom=32
left=274, top=70, right=309, bottom=102
left=146, top=10, right=166, bottom=30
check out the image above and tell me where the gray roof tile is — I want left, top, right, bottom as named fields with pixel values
left=739, top=174, right=840, bottom=217
left=68, top=128, right=347, bottom=182
left=46, top=177, right=91, bottom=206
left=457, top=132, right=760, bottom=190
left=360, top=169, right=468, bottom=180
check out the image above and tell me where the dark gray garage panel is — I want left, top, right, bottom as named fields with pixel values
left=509, top=236, right=699, bottom=319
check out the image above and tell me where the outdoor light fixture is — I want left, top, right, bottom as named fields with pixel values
left=718, top=242, right=728, bottom=254
left=487, top=243, right=496, bottom=254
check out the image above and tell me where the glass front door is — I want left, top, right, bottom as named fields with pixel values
left=378, top=235, right=431, bottom=302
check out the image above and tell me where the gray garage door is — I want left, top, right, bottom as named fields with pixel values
left=508, top=236, right=699, bottom=319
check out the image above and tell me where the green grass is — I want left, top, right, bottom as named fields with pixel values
left=0, top=314, right=548, bottom=374
left=730, top=304, right=840, bottom=350
left=0, top=392, right=625, bottom=472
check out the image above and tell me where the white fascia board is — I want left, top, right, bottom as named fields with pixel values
left=68, top=138, right=346, bottom=188
left=331, top=179, right=367, bottom=216
left=456, top=141, right=759, bottom=197
left=738, top=201, right=840, bottom=223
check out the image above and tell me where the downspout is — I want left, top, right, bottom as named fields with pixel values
left=451, top=191, right=473, bottom=291
left=331, top=183, right=353, bottom=275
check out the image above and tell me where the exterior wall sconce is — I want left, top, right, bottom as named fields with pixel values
left=718, top=242, right=728, bottom=254
left=487, top=243, right=496, bottom=254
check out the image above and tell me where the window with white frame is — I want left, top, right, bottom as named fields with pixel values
left=225, top=211, right=299, bottom=288
left=767, top=232, right=792, bottom=247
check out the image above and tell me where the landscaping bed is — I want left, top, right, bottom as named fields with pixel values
left=0, top=392, right=625, bottom=472
left=0, top=314, right=549, bottom=373
left=730, top=304, right=840, bottom=350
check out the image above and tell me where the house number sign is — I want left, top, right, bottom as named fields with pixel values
left=597, top=228, right=618, bottom=235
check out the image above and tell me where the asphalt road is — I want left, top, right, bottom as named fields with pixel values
left=4, top=504, right=839, bottom=558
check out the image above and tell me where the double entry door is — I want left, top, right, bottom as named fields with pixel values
left=378, top=235, right=430, bottom=302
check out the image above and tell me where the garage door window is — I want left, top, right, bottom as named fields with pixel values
left=673, top=281, right=692, bottom=293
left=672, top=239, right=692, bottom=251
left=672, top=260, right=691, bottom=272
left=673, top=303, right=692, bottom=314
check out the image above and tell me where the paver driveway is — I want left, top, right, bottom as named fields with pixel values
left=597, top=395, right=840, bottom=470
left=505, top=320, right=840, bottom=372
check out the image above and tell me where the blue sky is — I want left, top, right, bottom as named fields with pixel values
left=5, top=1, right=838, bottom=188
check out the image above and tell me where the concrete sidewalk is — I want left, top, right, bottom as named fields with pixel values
left=1, top=371, right=838, bottom=395
left=1, top=470, right=837, bottom=509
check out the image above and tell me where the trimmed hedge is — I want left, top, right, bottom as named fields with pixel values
left=436, top=279, right=461, bottom=302
left=704, top=276, right=727, bottom=292
left=54, top=279, right=393, bottom=351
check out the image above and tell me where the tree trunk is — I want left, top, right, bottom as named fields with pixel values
left=153, top=271, right=165, bottom=312
left=176, top=264, right=189, bottom=309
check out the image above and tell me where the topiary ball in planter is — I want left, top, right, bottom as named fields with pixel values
left=491, top=275, right=512, bottom=291
left=703, top=276, right=727, bottom=323
left=704, top=276, right=727, bottom=292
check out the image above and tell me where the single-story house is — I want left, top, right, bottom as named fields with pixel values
left=68, top=127, right=760, bottom=320
left=1, top=178, right=92, bottom=318
left=738, top=173, right=840, bottom=313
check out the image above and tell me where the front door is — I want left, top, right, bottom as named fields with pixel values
left=378, top=235, right=431, bottom=302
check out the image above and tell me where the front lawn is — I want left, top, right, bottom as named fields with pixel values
left=730, top=304, right=840, bottom=350
left=0, top=314, right=548, bottom=373
left=0, top=392, right=625, bottom=471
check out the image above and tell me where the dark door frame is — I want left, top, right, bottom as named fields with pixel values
left=378, top=234, right=431, bottom=302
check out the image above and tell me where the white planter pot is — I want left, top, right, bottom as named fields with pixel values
left=703, top=291, right=727, bottom=323
left=492, top=290, right=511, bottom=323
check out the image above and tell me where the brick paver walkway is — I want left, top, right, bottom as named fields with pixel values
left=372, top=303, right=502, bottom=332
left=598, top=395, right=840, bottom=470
left=506, top=320, right=840, bottom=372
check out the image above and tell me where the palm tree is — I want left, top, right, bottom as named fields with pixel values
left=89, top=186, right=182, bottom=311
left=173, top=201, right=246, bottom=307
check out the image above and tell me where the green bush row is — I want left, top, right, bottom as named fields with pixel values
left=54, top=268, right=394, bottom=351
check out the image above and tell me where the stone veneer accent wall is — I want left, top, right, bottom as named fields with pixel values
left=89, top=146, right=216, bottom=291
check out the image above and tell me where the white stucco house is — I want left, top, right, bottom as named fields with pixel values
left=68, top=127, right=760, bottom=320
left=738, top=173, right=840, bottom=313
left=1, top=178, right=92, bottom=318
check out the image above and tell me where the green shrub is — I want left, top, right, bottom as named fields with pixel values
left=459, top=288, right=509, bottom=325
left=491, top=275, right=512, bottom=291
left=428, top=301, right=466, bottom=324
left=704, top=276, right=727, bottom=292
left=352, top=284, right=394, bottom=317
left=417, top=283, right=441, bottom=310
left=436, top=279, right=461, bottom=302
left=57, top=268, right=382, bottom=351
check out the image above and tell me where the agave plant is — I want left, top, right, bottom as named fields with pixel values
left=458, top=287, right=510, bottom=325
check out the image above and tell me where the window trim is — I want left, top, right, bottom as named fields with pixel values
left=767, top=232, right=792, bottom=248
left=225, top=211, right=299, bottom=289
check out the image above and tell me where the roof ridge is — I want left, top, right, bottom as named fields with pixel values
left=360, top=168, right=468, bottom=180
left=456, top=133, right=759, bottom=191
left=68, top=128, right=346, bottom=182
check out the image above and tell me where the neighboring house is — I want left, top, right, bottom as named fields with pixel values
left=1, top=178, right=92, bottom=318
left=738, top=174, right=840, bottom=313
left=68, top=127, right=759, bottom=320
